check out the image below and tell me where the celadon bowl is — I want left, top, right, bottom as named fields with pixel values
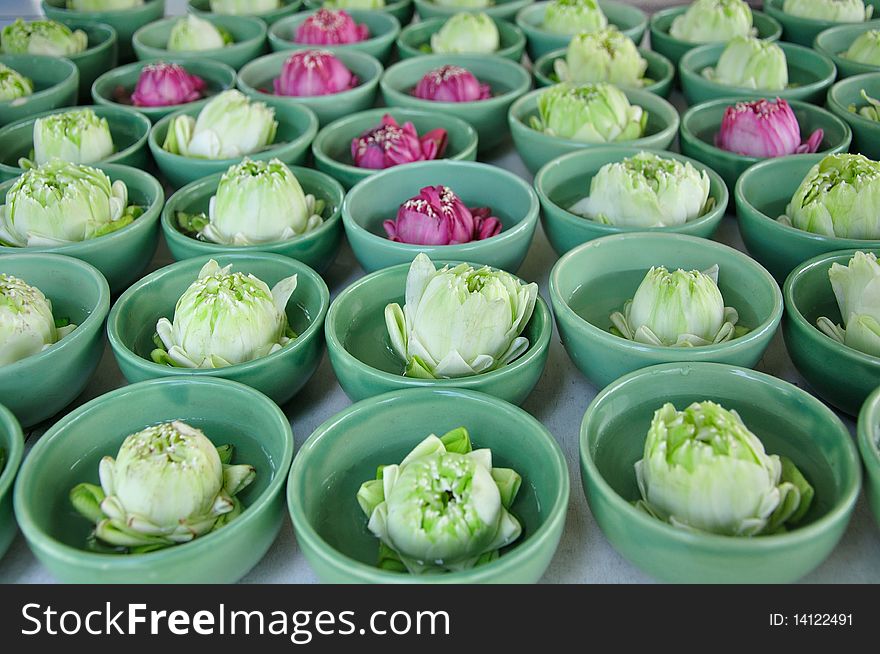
left=13, top=377, right=294, bottom=584
left=0, top=104, right=152, bottom=183
left=91, top=58, right=238, bottom=123
left=580, top=361, right=861, bottom=583
left=532, top=46, right=674, bottom=98
left=311, top=107, right=479, bottom=190
left=325, top=261, right=551, bottom=404
left=515, top=1, right=648, bottom=62
left=189, top=0, right=303, bottom=25
left=508, top=85, right=679, bottom=174
left=395, top=17, right=527, bottom=63
left=534, top=147, right=728, bottom=257
left=764, top=0, right=880, bottom=47
left=107, top=253, right=329, bottom=406
left=59, top=20, right=118, bottom=101
left=857, top=385, right=880, bottom=530
left=342, top=160, right=539, bottom=273
left=826, top=72, right=880, bottom=159
left=132, top=15, right=268, bottom=71
left=814, top=20, right=880, bottom=79
left=380, top=54, right=531, bottom=152
left=0, top=55, right=78, bottom=127
left=0, top=254, right=109, bottom=428
left=680, top=97, right=852, bottom=192
left=414, top=0, right=528, bottom=22
left=679, top=41, right=837, bottom=105
left=148, top=99, right=319, bottom=188
left=549, top=233, right=782, bottom=389
left=734, top=153, right=880, bottom=282
left=783, top=248, right=880, bottom=416
left=0, top=404, right=24, bottom=560
left=648, top=7, right=782, bottom=68
left=305, top=0, right=415, bottom=25
left=41, top=0, right=165, bottom=63
left=161, top=166, right=345, bottom=273
left=268, top=10, right=401, bottom=64
left=0, top=163, right=164, bottom=294
left=288, top=387, right=569, bottom=583
left=237, top=50, right=383, bottom=126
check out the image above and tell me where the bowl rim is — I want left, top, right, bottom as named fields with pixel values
left=765, top=0, right=879, bottom=29
left=189, top=0, right=303, bottom=16
left=41, top=0, right=165, bottom=18
left=531, top=46, right=674, bottom=91
left=394, top=16, right=526, bottom=59
left=340, top=159, right=540, bottom=257
left=107, top=251, right=331, bottom=378
left=415, top=0, right=528, bottom=16
left=131, top=14, right=268, bottom=59
left=64, top=20, right=118, bottom=61
left=813, top=18, right=880, bottom=74
left=287, top=386, right=570, bottom=583
left=826, top=71, right=880, bottom=129
left=533, top=145, right=729, bottom=237
left=648, top=5, right=782, bottom=45
left=514, top=0, right=648, bottom=36
left=12, top=376, right=295, bottom=569
left=267, top=8, right=402, bottom=50
left=0, top=403, right=24, bottom=506
left=549, top=231, right=783, bottom=356
left=0, top=253, right=110, bottom=374
left=856, top=384, right=880, bottom=481
left=0, top=54, right=79, bottom=108
left=308, top=0, right=412, bottom=10
left=579, top=360, right=862, bottom=551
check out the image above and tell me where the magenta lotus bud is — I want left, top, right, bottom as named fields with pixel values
left=130, top=62, right=206, bottom=107
left=715, top=98, right=824, bottom=158
left=413, top=65, right=492, bottom=103
left=471, top=206, right=502, bottom=241
left=294, top=9, right=370, bottom=45
left=274, top=50, right=358, bottom=97
left=351, top=114, right=448, bottom=170
left=383, top=185, right=501, bottom=245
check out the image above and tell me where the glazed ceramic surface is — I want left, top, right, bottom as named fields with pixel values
left=189, top=0, right=303, bottom=25
left=814, top=20, right=880, bottom=79
left=857, top=385, right=880, bottom=530
left=268, top=10, right=400, bottom=64
left=826, top=72, right=880, bottom=159
left=0, top=55, right=78, bottom=127
left=0, top=404, right=24, bottom=561
left=415, top=0, right=528, bottom=22
left=764, top=0, right=880, bottom=47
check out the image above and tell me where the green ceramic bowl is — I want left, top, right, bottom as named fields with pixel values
left=91, top=58, right=238, bottom=123
left=305, top=0, right=415, bottom=25
left=783, top=248, right=880, bottom=416
left=288, top=387, right=569, bottom=583
left=60, top=20, right=118, bottom=101
left=415, top=0, right=529, bottom=22
left=0, top=404, right=24, bottom=560
left=132, top=15, right=268, bottom=71
left=679, top=41, right=838, bottom=106
left=161, top=166, right=345, bottom=273
left=311, top=107, right=478, bottom=190
left=0, top=254, right=109, bottom=428
left=734, top=153, right=880, bottom=282
left=325, top=261, right=551, bottom=404
left=380, top=54, right=531, bottom=152
left=342, top=160, right=539, bottom=272
left=0, top=163, right=164, bottom=294
left=857, top=385, right=880, bottom=530
left=107, top=253, right=329, bottom=407
left=42, top=0, right=165, bottom=62
left=0, top=55, right=78, bottom=128
left=0, top=104, right=152, bottom=183
left=396, top=17, right=526, bottom=62
left=648, top=7, right=782, bottom=69
left=814, top=20, right=880, bottom=79
left=534, top=147, right=728, bottom=257
left=580, top=361, right=861, bottom=583
left=826, top=72, right=880, bottom=159
left=508, top=85, right=679, bottom=175
left=237, top=50, right=383, bottom=126
left=680, top=97, right=852, bottom=192
left=764, top=0, right=880, bottom=47
left=532, top=46, right=674, bottom=97
left=515, top=0, right=648, bottom=61
left=189, top=0, right=303, bottom=25
left=550, top=233, right=782, bottom=389
left=13, top=377, right=294, bottom=583
left=269, top=10, right=400, bottom=64
left=148, top=99, right=319, bottom=188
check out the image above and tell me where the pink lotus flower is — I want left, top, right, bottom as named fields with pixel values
left=413, top=65, right=492, bottom=103
left=383, top=185, right=502, bottom=245
left=274, top=50, right=358, bottom=97
left=715, top=98, right=824, bottom=158
left=294, top=9, right=370, bottom=45
left=351, top=114, right=448, bottom=170
left=130, top=62, right=205, bottom=107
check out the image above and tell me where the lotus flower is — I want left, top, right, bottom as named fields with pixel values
left=849, top=89, right=880, bottom=122
left=32, top=108, right=115, bottom=166
left=295, top=9, right=369, bottom=45
left=351, top=114, right=447, bottom=170
left=324, top=0, right=386, bottom=7
left=413, top=65, right=491, bottom=102
left=383, top=185, right=501, bottom=245
left=0, top=19, right=88, bottom=56
left=210, top=0, right=281, bottom=13
left=0, top=62, right=32, bottom=102
left=167, top=14, right=230, bottom=52
left=554, top=27, right=649, bottom=88
left=531, top=82, right=647, bottom=143
left=817, top=251, right=880, bottom=357
left=430, top=13, right=500, bottom=54
left=1, top=273, right=76, bottom=366
left=669, top=0, right=755, bottom=44
left=431, top=0, right=492, bottom=6
left=703, top=36, right=788, bottom=91
left=67, top=0, right=145, bottom=8
left=843, top=29, right=880, bottom=65
left=715, top=98, right=823, bottom=158
left=782, top=0, right=872, bottom=22
left=131, top=62, right=206, bottom=107
left=542, top=0, right=607, bottom=36
left=274, top=50, right=358, bottom=97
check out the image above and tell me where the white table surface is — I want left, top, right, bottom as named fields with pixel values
left=0, top=0, right=878, bottom=584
